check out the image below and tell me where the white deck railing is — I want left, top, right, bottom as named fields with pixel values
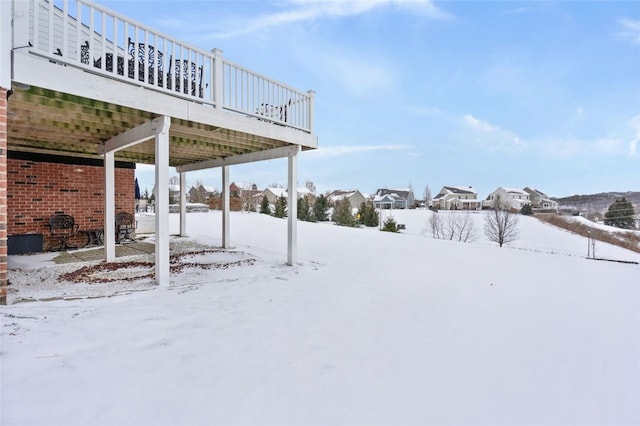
left=13, top=0, right=313, bottom=133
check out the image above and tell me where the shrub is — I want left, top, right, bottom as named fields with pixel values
left=357, top=201, right=378, bottom=227
left=381, top=216, right=398, bottom=233
left=333, top=198, right=356, bottom=227
left=297, top=196, right=312, bottom=222
left=313, top=194, right=329, bottom=221
left=520, top=204, right=533, bottom=216
left=274, top=195, right=287, bottom=218
left=259, top=196, right=271, bottom=215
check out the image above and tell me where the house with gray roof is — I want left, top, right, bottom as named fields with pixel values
left=373, top=188, right=415, bottom=209
left=483, top=187, right=531, bottom=210
left=523, top=187, right=558, bottom=210
left=431, top=186, right=481, bottom=210
left=328, top=190, right=367, bottom=210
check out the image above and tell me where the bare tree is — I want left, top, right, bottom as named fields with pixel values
left=431, top=211, right=475, bottom=242
left=484, top=196, right=519, bottom=247
left=423, top=184, right=432, bottom=208
left=305, top=180, right=316, bottom=194
left=168, top=175, right=180, bottom=204
left=190, top=179, right=205, bottom=203
left=447, top=212, right=475, bottom=242
left=430, top=212, right=445, bottom=239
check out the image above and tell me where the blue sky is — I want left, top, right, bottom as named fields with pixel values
left=102, top=0, right=640, bottom=199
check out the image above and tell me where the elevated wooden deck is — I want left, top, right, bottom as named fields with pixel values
left=8, top=0, right=316, bottom=166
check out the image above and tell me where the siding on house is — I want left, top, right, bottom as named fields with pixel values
left=432, top=186, right=480, bottom=210
left=328, top=190, right=366, bottom=210
left=523, top=187, right=558, bottom=210
left=483, top=187, right=530, bottom=210
left=374, top=188, right=415, bottom=209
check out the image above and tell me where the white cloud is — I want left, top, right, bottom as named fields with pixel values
left=537, top=115, right=640, bottom=159
left=617, top=18, right=640, bottom=46
left=306, top=144, right=410, bottom=158
left=463, top=114, right=525, bottom=152
left=542, top=137, right=626, bottom=159
left=208, top=0, right=448, bottom=38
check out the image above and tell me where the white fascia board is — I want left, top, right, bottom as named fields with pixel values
left=176, top=145, right=299, bottom=173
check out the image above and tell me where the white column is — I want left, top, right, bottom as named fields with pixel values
left=0, top=0, right=15, bottom=89
left=103, top=152, right=116, bottom=262
left=154, top=116, right=171, bottom=285
left=307, top=90, right=315, bottom=134
left=287, top=146, right=300, bottom=265
left=212, top=48, right=224, bottom=110
left=222, top=165, right=230, bottom=248
left=179, top=171, right=187, bottom=236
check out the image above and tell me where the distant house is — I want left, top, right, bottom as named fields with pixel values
left=431, top=186, right=481, bottom=210
left=230, top=182, right=261, bottom=209
left=154, top=184, right=181, bottom=203
left=523, top=187, right=558, bottom=210
left=229, top=182, right=257, bottom=196
left=328, top=190, right=367, bottom=210
left=261, top=187, right=315, bottom=205
left=373, top=188, right=415, bottom=209
left=188, top=184, right=218, bottom=203
left=483, top=187, right=531, bottom=210
left=373, top=194, right=396, bottom=209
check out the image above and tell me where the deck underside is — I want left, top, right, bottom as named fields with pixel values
left=7, top=50, right=316, bottom=167
left=8, top=85, right=304, bottom=167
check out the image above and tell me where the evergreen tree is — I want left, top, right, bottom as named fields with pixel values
left=333, top=198, right=356, bottom=227
left=520, top=204, right=533, bottom=216
left=381, top=216, right=398, bottom=232
left=274, top=195, right=287, bottom=218
left=313, top=194, right=329, bottom=222
left=260, top=196, right=270, bottom=215
left=357, top=201, right=379, bottom=227
left=297, top=196, right=311, bottom=221
left=604, top=197, right=636, bottom=229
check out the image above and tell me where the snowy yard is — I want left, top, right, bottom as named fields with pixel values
left=2, top=210, right=639, bottom=425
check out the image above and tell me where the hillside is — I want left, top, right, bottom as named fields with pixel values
left=3, top=210, right=639, bottom=425
left=554, top=191, right=640, bottom=214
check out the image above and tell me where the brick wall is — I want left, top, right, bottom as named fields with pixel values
left=7, top=152, right=135, bottom=250
left=0, top=87, right=7, bottom=304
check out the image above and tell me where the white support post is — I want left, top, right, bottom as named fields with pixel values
left=0, top=0, right=14, bottom=89
left=104, top=152, right=116, bottom=262
left=179, top=171, right=187, bottom=237
left=307, top=90, right=316, bottom=134
left=10, top=0, right=29, bottom=54
left=154, top=116, right=171, bottom=285
left=222, top=165, right=230, bottom=248
left=287, top=146, right=300, bottom=265
left=212, top=48, right=224, bottom=110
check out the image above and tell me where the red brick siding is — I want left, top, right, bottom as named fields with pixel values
left=7, top=157, right=134, bottom=250
left=0, top=87, right=8, bottom=302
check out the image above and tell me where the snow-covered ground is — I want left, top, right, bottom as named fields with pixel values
left=2, top=210, right=639, bottom=425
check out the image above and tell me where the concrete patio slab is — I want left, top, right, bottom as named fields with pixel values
left=53, top=242, right=155, bottom=264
